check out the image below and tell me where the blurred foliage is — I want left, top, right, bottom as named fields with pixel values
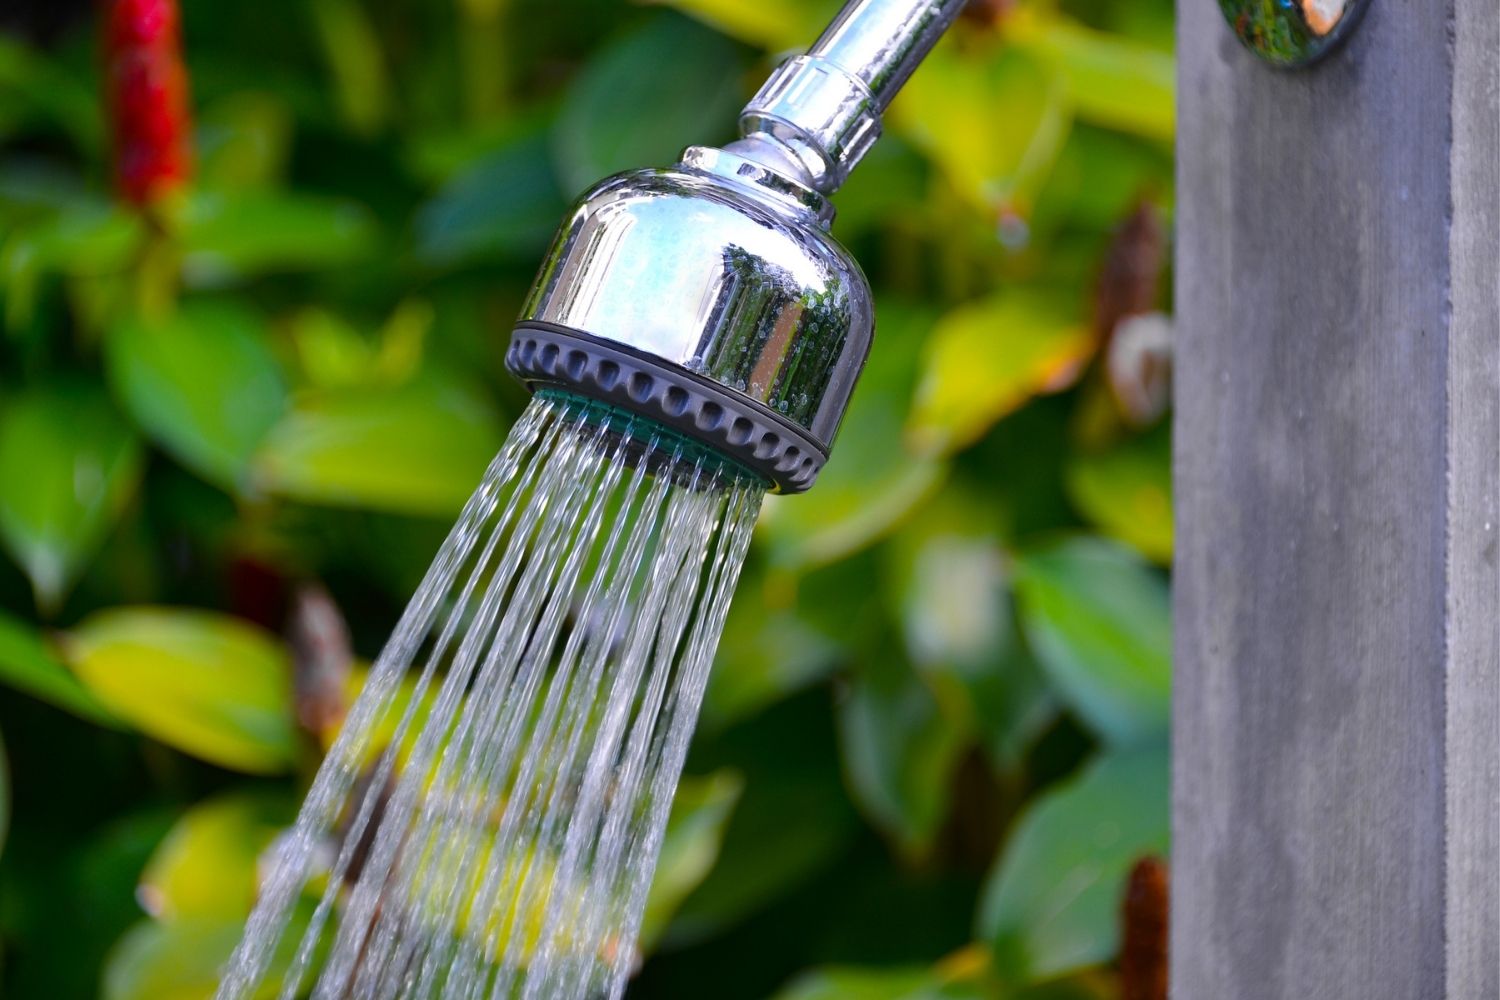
left=0, top=0, right=1173, bottom=995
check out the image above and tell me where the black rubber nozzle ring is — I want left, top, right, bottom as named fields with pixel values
left=505, top=322, right=827, bottom=494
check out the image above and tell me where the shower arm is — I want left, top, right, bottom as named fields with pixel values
left=730, top=0, right=969, bottom=194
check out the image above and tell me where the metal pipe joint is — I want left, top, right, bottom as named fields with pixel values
left=738, top=0, right=968, bottom=192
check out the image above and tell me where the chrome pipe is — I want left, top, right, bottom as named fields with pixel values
left=812, top=0, right=969, bottom=110
left=738, top=0, right=969, bottom=192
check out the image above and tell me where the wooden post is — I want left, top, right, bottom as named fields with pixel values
left=1173, top=1, right=1499, bottom=997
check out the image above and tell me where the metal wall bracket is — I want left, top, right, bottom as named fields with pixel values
left=1218, top=0, right=1372, bottom=67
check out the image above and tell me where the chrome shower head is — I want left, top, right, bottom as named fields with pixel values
left=505, top=0, right=966, bottom=493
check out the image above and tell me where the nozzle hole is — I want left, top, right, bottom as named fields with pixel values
left=565, top=350, right=589, bottom=379
left=628, top=372, right=655, bottom=402
left=697, top=402, right=724, bottom=431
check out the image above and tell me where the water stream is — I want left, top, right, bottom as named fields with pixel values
left=216, top=392, right=764, bottom=1000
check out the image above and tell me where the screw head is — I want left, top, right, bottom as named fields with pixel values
left=1219, top=0, right=1372, bottom=68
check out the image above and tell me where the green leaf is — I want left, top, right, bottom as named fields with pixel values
left=0, top=37, right=102, bottom=152
left=180, top=190, right=377, bottom=281
left=253, top=375, right=504, bottom=516
left=831, top=136, right=930, bottom=240
left=64, top=608, right=297, bottom=774
left=415, top=128, right=567, bottom=267
left=0, top=201, right=141, bottom=276
left=0, top=159, right=92, bottom=218
left=890, top=514, right=1055, bottom=769
left=1, top=203, right=143, bottom=330
left=759, top=303, right=947, bottom=570
left=106, top=301, right=288, bottom=493
left=404, top=113, right=556, bottom=185
left=286, top=301, right=431, bottom=391
left=287, top=308, right=378, bottom=388
left=138, top=792, right=293, bottom=922
left=1012, top=538, right=1170, bottom=746
left=963, top=636, right=1055, bottom=772
left=0, top=384, right=144, bottom=609
left=103, top=920, right=240, bottom=1000
left=702, top=570, right=843, bottom=731
left=671, top=696, right=860, bottom=939
left=908, top=290, right=1093, bottom=457
left=1015, top=979, right=1115, bottom=1000
left=103, top=906, right=318, bottom=1000
left=311, top=0, right=390, bottom=135
left=1065, top=422, right=1172, bottom=564
left=1028, top=126, right=1173, bottom=242
left=774, top=965, right=979, bottom=1000
left=551, top=13, right=745, bottom=196
left=837, top=657, right=968, bottom=858
left=0, top=723, right=9, bottom=861
left=0, top=610, right=118, bottom=725
left=978, top=746, right=1169, bottom=983
left=641, top=0, right=835, bottom=49
left=890, top=45, right=1071, bottom=216
left=899, top=533, right=1010, bottom=674
left=195, top=93, right=292, bottom=192
left=1014, top=15, right=1174, bottom=142
left=638, top=769, right=743, bottom=949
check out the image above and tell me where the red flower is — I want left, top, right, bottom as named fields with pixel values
left=104, top=0, right=192, bottom=205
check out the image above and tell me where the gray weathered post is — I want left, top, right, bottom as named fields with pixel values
left=1173, top=0, right=1499, bottom=996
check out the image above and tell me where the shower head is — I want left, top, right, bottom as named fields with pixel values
left=505, top=0, right=966, bottom=493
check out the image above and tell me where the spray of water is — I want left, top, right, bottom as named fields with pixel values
left=216, top=392, right=764, bottom=1000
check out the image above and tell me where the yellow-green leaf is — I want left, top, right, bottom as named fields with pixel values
left=642, top=0, right=835, bottom=49
left=138, top=792, right=293, bottom=922
left=1012, top=14, right=1174, bottom=142
left=103, top=905, right=316, bottom=1000
left=287, top=308, right=378, bottom=389
left=908, top=291, right=1093, bottom=456
left=106, top=301, right=288, bottom=493
left=65, top=608, right=296, bottom=774
left=1, top=203, right=143, bottom=330
left=253, top=376, right=504, bottom=516
left=103, top=920, right=243, bottom=1000
left=0, top=383, right=143, bottom=609
left=196, top=93, right=292, bottom=191
left=1065, top=422, right=1172, bottom=564
left=330, top=661, right=435, bottom=763
left=311, top=0, right=390, bottom=135
left=0, top=610, right=118, bottom=725
left=889, top=44, right=1071, bottom=216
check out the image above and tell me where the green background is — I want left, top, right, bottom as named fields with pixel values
left=0, top=0, right=1174, bottom=995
